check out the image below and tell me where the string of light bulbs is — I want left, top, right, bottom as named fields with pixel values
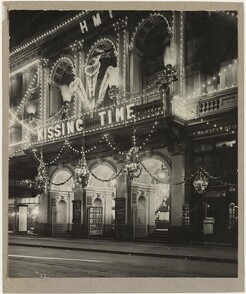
left=90, top=168, right=123, bottom=182
left=9, top=110, right=37, bottom=135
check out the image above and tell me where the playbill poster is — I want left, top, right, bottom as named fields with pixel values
left=2, top=1, right=244, bottom=293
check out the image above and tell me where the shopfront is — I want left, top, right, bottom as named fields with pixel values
left=8, top=195, right=40, bottom=234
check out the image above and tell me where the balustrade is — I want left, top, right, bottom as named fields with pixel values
left=199, top=97, right=221, bottom=113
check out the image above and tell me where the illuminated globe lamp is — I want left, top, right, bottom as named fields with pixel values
left=123, top=116, right=142, bottom=180
left=108, top=85, right=120, bottom=105
left=193, top=169, right=209, bottom=194
left=158, top=164, right=169, bottom=183
left=60, top=85, right=72, bottom=120
left=108, top=67, right=120, bottom=105
left=33, top=160, right=48, bottom=192
left=74, top=149, right=90, bottom=188
left=26, top=102, right=37, bottom=124
left=156, top=46, right=178, bottom=116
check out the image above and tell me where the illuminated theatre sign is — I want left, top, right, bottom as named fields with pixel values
left=79, top=11, right=114, bottom=34
left=36, top=103, right=135, bottom=142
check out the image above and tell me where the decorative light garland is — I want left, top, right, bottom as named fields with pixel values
left=32, top=142, right=67, bottom=165
left=129, top=13, right=170, bottom=50
left=49, top=57, right=75, bottom=81
left=10, top=11, right=88, bottom=56
left=33, top=150, right=48, bottom=191
left=123, top=116, right=142, bottom=179
left=139, top=121, right=158, bottom=149
left=141, top=162, right=170, bottom=184
left=85, top=38, right=117, bottom=66
left=102, top=134, right=118, bottom=151
left=90, top=168, right=123, bottom=182
left=9, top=110, right=37, bottom=135
left=48, top=174, right=74, bottom=186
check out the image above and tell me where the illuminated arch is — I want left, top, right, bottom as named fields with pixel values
left=50, top=56, right=75, bottom=83
left=129, top=13, right=171, bottom=50
left=85, top=37, right=118, bottom=67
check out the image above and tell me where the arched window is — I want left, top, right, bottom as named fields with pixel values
left=49, top=58, right=75, bottom=118
left=85, top=39, right=118, bottom=109
left=130, top=15, right=172, bottom=94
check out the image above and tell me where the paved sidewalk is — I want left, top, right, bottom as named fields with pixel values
left=8, top=234, right=238, bottom=263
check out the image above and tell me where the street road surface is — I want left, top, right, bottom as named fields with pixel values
left=8, top=245, right=237, bottom=278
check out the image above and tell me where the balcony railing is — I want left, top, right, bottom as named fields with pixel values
left=198, top=86, right=237, bottom=116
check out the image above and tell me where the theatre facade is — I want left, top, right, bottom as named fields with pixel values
left=9, top=10, right=238, bottom=244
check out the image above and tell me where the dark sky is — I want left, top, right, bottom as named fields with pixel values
left=9, top=10, right=74, bottom=47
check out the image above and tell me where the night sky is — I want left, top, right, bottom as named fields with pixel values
left=9, top=10, right=73, bottom=47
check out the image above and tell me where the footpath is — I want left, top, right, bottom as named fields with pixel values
left=9, top=234, right=237, bottom=263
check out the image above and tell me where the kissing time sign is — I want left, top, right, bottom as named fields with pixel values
left=36, top=103, right=135, bottom=142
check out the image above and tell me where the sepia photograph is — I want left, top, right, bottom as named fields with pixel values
left=3, top=2, right=243, bottom=293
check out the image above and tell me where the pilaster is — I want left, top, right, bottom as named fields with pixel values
left=71, top=40, right=85, bottom=115
left=129, top=47, right=144, bottom=95
left=114, top=17, right=129, bottom=97
left=168, top=142, right=186, bottom=227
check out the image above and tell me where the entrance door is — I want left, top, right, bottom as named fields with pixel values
left=50, top=169, right=74, bottom=235
left=18, top=205, right=28, bottom=232
left=133, top=195, right=147, bottom=238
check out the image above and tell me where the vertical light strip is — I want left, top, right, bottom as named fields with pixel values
left=171, top=11, right=175, bottom=60
left=179, top=11, right=184, bottom=96
left=123, top=17, right=128, bottom=95
left=38, top=62, right=43, bottom=122
left=43, top=68, right=47, bottom=124
left=78, top=52, right=82, bottom=114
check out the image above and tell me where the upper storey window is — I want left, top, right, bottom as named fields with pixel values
left=69, top=39, right=118, bottom=112
left=129, top=14, right=173, bottom=95
left=49, top=59, right=75, bottom=118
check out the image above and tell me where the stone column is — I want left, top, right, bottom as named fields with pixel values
left=71, top=182, right=85, bottom=238
left=114, top=17, right=129, bottom=98
left=129, top=47, right=143, bottom=95
left=114, top=172, right=132, bottom=240
left=38, top=189, right=51, bottom=236
left=168, top=142, right=186, bottom=243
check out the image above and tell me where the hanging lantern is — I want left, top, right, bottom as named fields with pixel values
left=26, top=102, right=38, bottom=124
left=193, top=171, right=209, bottom=194
left=108, top=85, right=119, bottom=104
left=33, top=160, right=48, bottom=191
left=74, top=148, right=90, bottom=188
left=74, top=161, right=90, bottom=188
left=123, top=115, right=142, bottom=180
left=124, top=146, right=142, bottom=180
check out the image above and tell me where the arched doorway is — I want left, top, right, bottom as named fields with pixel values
left=86, top=162, right=116, bottom=237
left=50, top=168, right=74, bottom=235
left=132, top=156, right=171, bottom=237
